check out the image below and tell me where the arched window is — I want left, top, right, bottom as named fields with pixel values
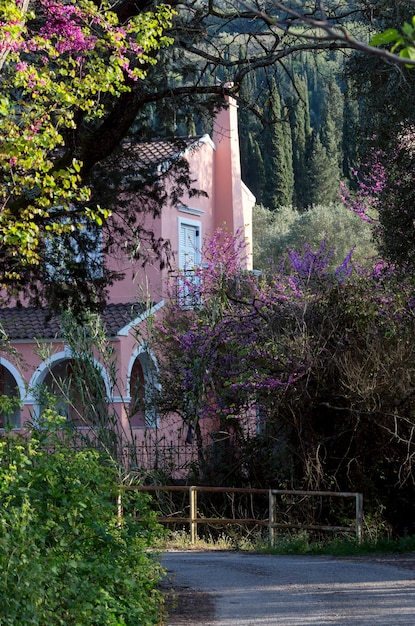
left=129, top=358, right=146, bottom=428
left=0, top=364, right=21, bottom=429
left=42, top=359, right=84, bottom=426
left=32, top=350, right=112, bottom=429
left=128, top=352, right=158, bottom=429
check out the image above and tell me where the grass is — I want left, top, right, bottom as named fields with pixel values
left=161, top=528, right=415, bottom=557
left=161, top=528, right=257, bottom=551
left=260, top=532, right=415, bottom=557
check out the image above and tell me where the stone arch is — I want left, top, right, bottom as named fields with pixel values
left=29, top=348, right=112, bottom=426
left=126, top=347, right=159, bottom=428
left=0, top=357, right=25, bottom=429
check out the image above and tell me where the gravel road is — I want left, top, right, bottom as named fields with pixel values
left=161, top=551, right=415, bottom=625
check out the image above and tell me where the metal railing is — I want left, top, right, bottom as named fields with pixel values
left=168, top=270, right=201, bottom=308
left=122, top=485, right=363, bottom=544
left=269, top=489, right=363, bottom=545
left=119, top=440, right=198, bottom=473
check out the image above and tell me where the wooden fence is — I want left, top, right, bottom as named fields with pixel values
left=122, top=485, right=363, bottom=544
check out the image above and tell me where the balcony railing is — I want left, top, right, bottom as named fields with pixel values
left=168, top=270, right=202, bottom=308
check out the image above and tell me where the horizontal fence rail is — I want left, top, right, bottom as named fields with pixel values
left=122, top=485, right=363, bottom=544
left=269, top=489, right=363, bottom=545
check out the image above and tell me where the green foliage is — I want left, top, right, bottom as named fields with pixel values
left=236, top=47, right=360, bottom=210
left=268, top=531, right=312, bottom=555
left=342, top=78, right=360, bottom=176
left=33, top=309, right=145, bottom=466
left=370, top=16, right=415, bottom=64
left=262, top=532, right=415, bottom=557
left=343, top=4, right=415, bottom=267
left=303, top=131, right=340, bottom=206
left=262, top=80, right=294, bottom=209
left=0, top=417, right=164, bottom=626
left=289, top=74, right=311, bottom=209
left=0, top=0, right=173, bottom=298
left=165, top=529, right=255, bottom=552
left=317, top=80, right=343, bottom=201
left=252, top=203, right=377, bottom=270
left=374, top=135, right=415, bottom=268
left=345, top=2, right=415, bottom=151
left=0, top=394, right=21, bottom=429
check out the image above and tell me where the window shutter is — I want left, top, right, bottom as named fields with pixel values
left=179, top=223, right=199, bottom=270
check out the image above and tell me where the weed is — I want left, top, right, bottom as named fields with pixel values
left=161, top=529, right=256, bottom=551
left=162, top=528, right=415, bottom=557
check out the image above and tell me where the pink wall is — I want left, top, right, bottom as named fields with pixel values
left=1, top=97, right=255, bottom=469
left=106, top=134, right=217, bottom=305
left=107, top=98, right=254, bottom=307
left=213, top=99, right=246, bottom=243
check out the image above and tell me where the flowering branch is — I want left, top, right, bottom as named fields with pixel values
left=0, top=0, right=174, bottom=277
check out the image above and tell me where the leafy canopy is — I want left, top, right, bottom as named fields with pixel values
left=0, top=0, right=173, bottom=283
left=0, top=414, right=164, bottom=625
left=370, top=15, right=415, bottom=64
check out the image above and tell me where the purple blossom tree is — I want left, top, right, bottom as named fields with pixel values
left=151, top=227, right=415, bottom=532
left=340, top=131, right=415, bottom=268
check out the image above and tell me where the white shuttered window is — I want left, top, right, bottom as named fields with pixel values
left=179, top=219, right=201, bottom=270
left=177, top=218, right=201, bottom=307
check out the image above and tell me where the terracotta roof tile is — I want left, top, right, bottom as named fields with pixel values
left=102, top=302, right=148, bottom=336
left=0, top=308, right=61, bottom=341
left=0, top=302, right=148, bottom=341
left=127, top=136, right=204, bottom=168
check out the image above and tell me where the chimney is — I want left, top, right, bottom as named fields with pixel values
left=212, top=95, right=245, bottom=237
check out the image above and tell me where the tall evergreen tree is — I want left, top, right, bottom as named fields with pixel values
left=262, top=79, right=294, bottom=209
left=289, top=74, right=311, bottom=210
left=244, top=132, right=266, bottom=201
left=342, top=77, right=360, bottom=178
left=305, top=131, right=338, bottom=206
left=239, top=70, right=265, bottom=200
left=319, top=80, right=343, bottom=192
left=282, top=102, right=295, bottom=204
left=185, top=112, right=197, bottom=136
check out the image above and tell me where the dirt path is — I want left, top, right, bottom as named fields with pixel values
left=161, top=551, right=415, bottom=625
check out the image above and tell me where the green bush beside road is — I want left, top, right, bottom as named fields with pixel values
left=0, top=415, right=164, bottom=626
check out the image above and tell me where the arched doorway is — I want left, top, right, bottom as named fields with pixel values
left=128, top=351, right=158, bottom=429
left=35, top=353, right=110, bottom=430
left=0, top=364, right=21, bottom=429
left=41, top=359, right=83, bottom=426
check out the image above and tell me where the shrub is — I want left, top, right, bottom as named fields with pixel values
left=252, top=202, right=377, bottom=270
left=0, top=416, right=164, bottom=626
left=154, top=229, right=415, bottom=534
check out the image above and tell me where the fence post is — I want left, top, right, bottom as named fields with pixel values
left=117, top=488, right=123, bottom=528
left=190, top=486, right=198, bottom=544
left=268, top=489, right=276, bottom=546
left=355, top=492, right=363, bottom=544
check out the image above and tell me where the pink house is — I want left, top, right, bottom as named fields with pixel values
left=0, top=97, right=255, bottom=470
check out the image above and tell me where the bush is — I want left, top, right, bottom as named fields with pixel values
left=154, top=229, right=415, bottom=534
left=0, top=416, right=164, bottom=626
left=252, top=202, right=377, bottom=270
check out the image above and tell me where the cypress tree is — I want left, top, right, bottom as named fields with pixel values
left=320, top=81, right=342, bottom=166
left=239, top=70, right=265, bottom=199
left=342, top=77, right=360, bottom=179
left=243, top=131, right=265, bottom=201
left=262, top=79, right=294, bottom=209
left=289, top=74, right=311, bottom=210
left=305, top=131, right=338, bottom=206
left=311, top=80, right=343, bottom=203
left=185, top=112, right=197, bottom=136
left=282, top=102, right=294, bottom=204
